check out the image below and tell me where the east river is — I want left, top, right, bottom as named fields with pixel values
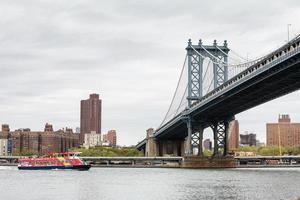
left=0, top=166, right=300, bottom=200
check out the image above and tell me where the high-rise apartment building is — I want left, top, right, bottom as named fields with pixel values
left=267, top=114, right=300, bottom=147
left=80, top=94, right=102, bottom=144
left=229, top=120, right=239, bottom=150
left=1, top=124, right=10, bottom=139
left=103, top=130, right=117, bottom=147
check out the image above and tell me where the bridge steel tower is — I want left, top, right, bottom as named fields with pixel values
left=185, top=39, right=232, bottom=157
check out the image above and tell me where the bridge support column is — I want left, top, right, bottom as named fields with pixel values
left=191, top=126, right=203, bottom=156
left=186, top=117, right=193, bottom=155
left=145, top=128, right=158, bottom=157
left=185, top=117, right=204, bottom=156
left=211, top=119, right=231, bottom=157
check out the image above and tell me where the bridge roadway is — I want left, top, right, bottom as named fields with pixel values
left=137, top=35, right=300, bottom=150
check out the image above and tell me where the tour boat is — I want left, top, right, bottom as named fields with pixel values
left=18, top=152, right=91, bottom=170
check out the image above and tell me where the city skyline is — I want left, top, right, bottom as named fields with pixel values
left=0, top=1, right=300, bottom=145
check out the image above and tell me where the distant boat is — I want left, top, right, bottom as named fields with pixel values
left=18, top=152, right=91, bottom=170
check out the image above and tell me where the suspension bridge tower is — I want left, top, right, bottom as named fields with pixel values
left=185, top=39, right=233, bottom=157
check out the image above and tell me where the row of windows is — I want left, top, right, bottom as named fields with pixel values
left=21, top=160, right=72, bottom=166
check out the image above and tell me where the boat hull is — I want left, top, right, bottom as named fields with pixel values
left=18, top=164, right=91, bottom=171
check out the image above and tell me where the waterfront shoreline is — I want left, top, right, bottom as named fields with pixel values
left=2, top=163, right=300, bottom=169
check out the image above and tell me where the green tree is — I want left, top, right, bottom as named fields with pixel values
left=71, top=146, right=144, bottom=157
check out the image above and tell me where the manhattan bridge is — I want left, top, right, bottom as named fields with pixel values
left=137, top=34, right=300, bottom=159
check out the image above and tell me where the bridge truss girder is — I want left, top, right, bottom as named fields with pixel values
left=211, top=119, right=230, bottom=157
left=191, top=125, right=203, bottom=156
left=187, top=52, right=203, bottom=107
left=186, top=39, right=229, bottom=108
left=185, top=116, right=233, bottom=157
left=213, top=56, right=228, bottom=88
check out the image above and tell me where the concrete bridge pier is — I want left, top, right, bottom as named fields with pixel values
left=145, top=128, right=185, bottom=157
left=145, top=128, right=158, bottom=157
left=157, top=140, right=185, bottom=156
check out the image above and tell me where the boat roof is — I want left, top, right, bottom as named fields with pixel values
left=18, top=152, right=82, bottom=161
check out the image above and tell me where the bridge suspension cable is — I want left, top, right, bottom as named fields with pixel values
left=159, top=54, right=188, bottom=127
left=229, top=48, right=249, bottom=61
left=196, top=44, right=264, bottom=69
left=205, top=76, right=214, bottom=94
left=191, top=44, right=268, bottom=79
left=203, top=59, right=211, bottom=80
left=175, top=84, right=188, bottom=115
left=191, top=45, right=225, bottom=65
left=215, top=45, right=244, bottom=64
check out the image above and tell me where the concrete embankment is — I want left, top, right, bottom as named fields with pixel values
left=1, top=163, right=300, bottom=168
left=1, top=155, right=300, bottom=168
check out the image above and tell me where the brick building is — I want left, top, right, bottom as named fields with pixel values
left=267, top=114, right=300, bottom=147
left=103, top=130, right=117, bottom=147
left=240, top=133, right=256, bottom=146
left=229, top=120, right=239, bottom=150
left=203, top=139, right=212, bottom=151
left=0, top=124, right=79, bottom=156
left=80, top=94, right=102, bottom=144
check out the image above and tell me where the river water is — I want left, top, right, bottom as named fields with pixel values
left=0, top=166, right=299, bottom=200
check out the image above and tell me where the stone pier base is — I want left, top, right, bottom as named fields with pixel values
left=182, top=156, right=236, bottom=168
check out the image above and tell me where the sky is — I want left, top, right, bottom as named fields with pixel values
left=0, top=0, right=300, bottom=146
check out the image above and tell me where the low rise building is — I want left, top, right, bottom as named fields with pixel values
left=267, top=114, right=300, bottom=147
left=0, top=124, right=79, bottom=156
left=101, top=141, right=111, bottom=147
left=83, top=131, right=101, bottom=148
left=240, top=132, right=256, bottom=146
left=0, top=139, right=8, bottom=156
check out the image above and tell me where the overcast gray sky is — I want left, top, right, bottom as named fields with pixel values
left=0, top=0, right=300, bottom=145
